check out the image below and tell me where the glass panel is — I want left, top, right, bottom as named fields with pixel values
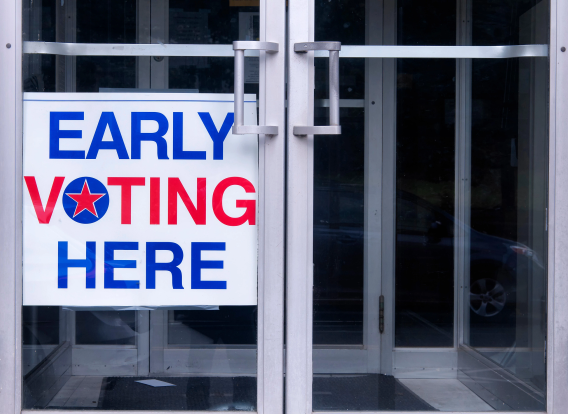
left=75, top=311, right=136, bottom=346
left=395, top=58, right=455, bottom=347
left=168, top=0, right=259, bottom=95
left=313, top=0, right=367, bottom=350
left=313, top=0, right=456, bottom=411
left=22, top=0, right=258, bottom=410
left=472, top=0, right=546, bottom=46
left=395, top=0, right=457, bottom=347
left=76, top=0, right=136, bottom=92
left=312, top=0, right=547, bottom=411
left=463, top=0, right=549, bottom=403
left=314, top=0, right=456, bottom=46
left=22, top=0, right=56, bottom=92
left=467, top=57, right=548, bottom=394
left=23, top=307, right=60, bottom=376
left=169, top=308, right=257, bottom=345
left=313, top=104, right=365, bottom=347
left=397, top=0, right=456, bottom=46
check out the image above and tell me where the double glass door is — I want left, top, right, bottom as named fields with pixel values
left=21, top=0, right=549, bottom=412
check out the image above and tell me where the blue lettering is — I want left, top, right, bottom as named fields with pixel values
left=50, top=112, right=85, bottom=159
left=191, top=242, right=226, bottom=289
left=104, top=242, right=139, bottom=289
left=58, top=241, right=96, bottom=288
left=131, top=112, right=169, bottom=159
left=146, top=242, right=184, bottom=289
left=198, top=112, right=234, bottom=160
left=173, top=112, right=206, bottom=160
left=87, top=112, right=129, bottom=159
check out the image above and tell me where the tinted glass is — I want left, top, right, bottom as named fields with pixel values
left=464, top=0, right=548, bottom=403
left=313, top=0, right=547, bottom=411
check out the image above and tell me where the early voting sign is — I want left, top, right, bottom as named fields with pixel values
left=23, top=93, right=258, bottom=307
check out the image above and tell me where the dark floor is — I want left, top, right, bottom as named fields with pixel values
left=42, top=374, right=437, bottom=411
left=98, top=376, right=257, bottom=411
left=313, top=374, right=437, bottom=411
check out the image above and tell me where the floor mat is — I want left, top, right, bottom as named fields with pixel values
left=313, top=374, right=438, bottom=411
left=98, top=376, right=256, bottom=411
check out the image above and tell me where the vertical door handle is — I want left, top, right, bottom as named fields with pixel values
left=233, top=41, right=279, bottom=135
left=379, top=295, right=384, bottom=334
left=293, top=41, right=342, bottom=136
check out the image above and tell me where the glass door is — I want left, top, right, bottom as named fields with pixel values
left=21, top=0, right=285, bottom=411
left=287, top=0, right=549, bottom=412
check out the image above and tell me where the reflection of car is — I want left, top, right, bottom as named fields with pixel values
left=313, top=187, right=544, bottom=345
left=396, top=191, right=543, bottom=320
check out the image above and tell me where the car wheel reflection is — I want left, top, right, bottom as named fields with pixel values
left=470, top=278, right=507, bottom=317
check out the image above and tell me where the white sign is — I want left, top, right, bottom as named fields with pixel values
left=23, top=93, right=258, bottom=307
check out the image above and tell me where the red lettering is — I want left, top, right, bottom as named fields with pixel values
left=168, top=177, right=206, bottom=225
left=24, top=176, right=65, bottom=224
left=213, top=177, right=256, bottom=226
left=150, top=177, right=160, bottom=225
left=107, top=177, right=145, bottom=224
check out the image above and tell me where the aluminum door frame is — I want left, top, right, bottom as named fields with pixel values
left=286, top=0, right=315, bottom=411
left=0, top=0, right=286, bottom=413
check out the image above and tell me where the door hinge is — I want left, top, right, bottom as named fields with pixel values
left=379, top=295, right=384, bottom=334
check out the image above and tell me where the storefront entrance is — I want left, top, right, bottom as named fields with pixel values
left=1, top=0, right=559, bottom=412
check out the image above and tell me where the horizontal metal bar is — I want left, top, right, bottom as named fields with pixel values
left=314, top=44, right=548, bottom=58
left=25, top=42, right=548, bottom=59
left=293, top=126, right=342, bottom=136
left=315, top=99, right=364, bottom=108
left=294, top=41, right=341, bottom=52
left=23, top=41, right=258, bottom=57
left=233, top=125, right=278, bottom=135
left=233, top=41, right=278, bottom=53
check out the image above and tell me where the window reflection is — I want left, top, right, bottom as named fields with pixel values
left=313, top=0, right=548, bottom=411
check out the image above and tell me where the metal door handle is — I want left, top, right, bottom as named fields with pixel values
left=233, top=41, right=279, bottom=135
left=293, top=41, right=342, bottom=136
left=379, top=295, right=384, bottom=334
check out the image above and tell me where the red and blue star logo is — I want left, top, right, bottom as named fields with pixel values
left=62, top=177, right=109, bottom=224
